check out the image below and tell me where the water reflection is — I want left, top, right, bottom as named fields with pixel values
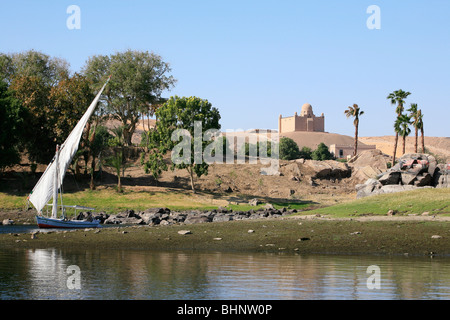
left=1, top=249, right=450, bottom=300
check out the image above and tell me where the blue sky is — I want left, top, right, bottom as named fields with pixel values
left=1, top=0, right=449, bottom=137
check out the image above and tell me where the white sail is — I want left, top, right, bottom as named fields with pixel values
left=28, top=78, right=110, bottom=213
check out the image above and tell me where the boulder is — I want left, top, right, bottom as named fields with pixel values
left=75, top=211, right=93, bottom=220
left=2, top=219, right=14, bottom=226
left=348, top=149, right=389, bottom=171
left=349, top=149, right=390, bottom=183
left=248, top=198, right=261, bottom=206
left=356, top=178, right=382, bottom=199
left=414, top=173, right=432, bottom=187
left=358, top=153, right=442, bottom=196
left=93, top=212, right=109, bottom=224
left=184, top=215, right=211, bottom=224
left=351, top=165, right=382, bottom=184
left=217, top=206, right=230, bottom=213
left=303, top=160, right=351, bottom=179
left=103, top=214, right=144, bottom=225
left=280, top=162, right=301, bottom=178
left=378, top=171, right=401, bottom=185
left=434, top=164, right=450, bottom=188
left=139, top=208, right=171, bottom=224
left=395, top=153, right=437, bottom=175
left=212, top=214, right=234, bottom=222
left=170, top=213, right=187, bottom=223
left=376, top=185, right=418, bottom=195
left=401, top=172, right=417, bottom=185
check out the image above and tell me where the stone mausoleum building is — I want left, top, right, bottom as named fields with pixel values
left=278, top=103, right=325, bottom=133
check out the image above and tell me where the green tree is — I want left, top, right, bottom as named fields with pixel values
left=279, top=137, right=300, bottom=160
left=394, top=114, right=412, bottom=155
left=344, top=104, right=364, bottom=157
left=49, top=73, right=96, bottom=144
left=387, top=89, right=411, bottom=163
left=0, top=53, right=13, bottom=84
left=144, top=96, right=221, bottom=192
left=0, top=81, right=24, bottom=171
left=5, top=50, right=83, bottom=164
left=299, top=146, right=312, bottom=160
left=9, top=74, right=54, bottom=164
left=104, top=151, right=125, bottom=193
left=82, top=50, right=176, bottom=146
left=107, top=125, right=133, bottom=184
left=312, top=143, right=334, bottom=161
left=3, top=50, right=69, bottom=86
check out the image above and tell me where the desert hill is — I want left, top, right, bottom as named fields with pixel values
left=360, top=136, right=450, bottom=162
left=280, top=131, right=370, bottom=150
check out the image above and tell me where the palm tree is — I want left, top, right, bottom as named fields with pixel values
left=394, top=114, right=412, bottom=155
left=387, top=89, right=411, bottom=163
left=417, top=109, right=425, bottom=153
left=344, top=104, right=364, bottom=157
left=407, top=103, right=419, bottom=153
left=104, top=151, right=124, bottom=193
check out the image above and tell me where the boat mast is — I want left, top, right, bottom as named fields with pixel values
left=51, top=145, right=59, bottom=219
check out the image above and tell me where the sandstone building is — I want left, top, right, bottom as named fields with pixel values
left=278, top=103, right=325, bottom=134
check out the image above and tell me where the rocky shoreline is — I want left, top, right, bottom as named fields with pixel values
left=2, top=214, right=450, bottom=256
left=87, top=203, right=298, bottom=227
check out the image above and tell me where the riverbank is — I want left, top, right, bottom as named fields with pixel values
left=2, top=215, right=450, bottom=256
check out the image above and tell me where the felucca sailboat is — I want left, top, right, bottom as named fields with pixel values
left=28, top=77, right=110, bottom=228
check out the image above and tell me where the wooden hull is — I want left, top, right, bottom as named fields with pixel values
left=36, top=216, right=100, bottom=229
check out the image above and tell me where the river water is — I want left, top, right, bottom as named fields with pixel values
left=1, top=246, right=450, bottom=300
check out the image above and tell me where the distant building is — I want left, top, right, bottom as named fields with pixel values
left=330, top=144, right=376, bottom=159
left=278, top=103, right=325, bottom=133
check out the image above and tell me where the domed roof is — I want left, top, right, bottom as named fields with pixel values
left=300, top=103, right=314, bottom=117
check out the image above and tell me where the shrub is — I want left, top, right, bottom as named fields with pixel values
left=279, top=137, right=300, bottom=160
left=311, top=143, right=334, bottom=161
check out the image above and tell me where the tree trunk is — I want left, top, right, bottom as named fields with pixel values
left=393, top=132, right=399, bottom=164
left=123, top=121, right=137, bottom=146
left=89, top=156, right=96, bottom=190
left=421, top=128, right=425, bottom=153
left=188, top=165, right=196, bottom=193
left=402, top=136, right=406, bottom=155
left=353, top=121, right=359, bottom=157
left=414, top=127, right=418, bottom=153
left=117, top=174, right=122, bottom=193
left=75, top=161, right=81, bottom=180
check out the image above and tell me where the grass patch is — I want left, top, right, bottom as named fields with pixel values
left=0, top=188, right=313, bottom=215
left=305, top=188, right=450, bottom=217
